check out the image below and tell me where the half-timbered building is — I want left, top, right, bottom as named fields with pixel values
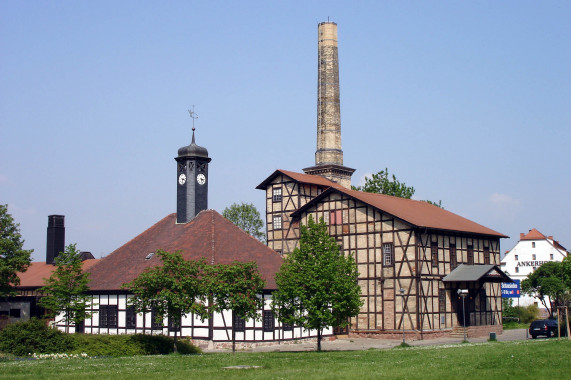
left=257, top=21, right=511, bottom=338
left=257, top=169, right=510, bottom=338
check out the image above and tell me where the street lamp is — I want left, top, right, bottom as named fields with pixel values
left=400, top=288, right=406, bottom=344
left=457, top=289, right=468, bottom=342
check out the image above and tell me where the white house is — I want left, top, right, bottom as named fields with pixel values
left=501, top=228, right=568, bottom=308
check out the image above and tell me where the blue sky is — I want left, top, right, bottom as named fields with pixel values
left=1, top=1, right=569, bottom=261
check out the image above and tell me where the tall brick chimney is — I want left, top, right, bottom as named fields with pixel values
left=46, top=215, right=65, bottom=265
left=303, top=21, right=354, bottom=188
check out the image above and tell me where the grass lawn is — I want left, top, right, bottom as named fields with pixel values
left=1, top=339, right=569, bottom=379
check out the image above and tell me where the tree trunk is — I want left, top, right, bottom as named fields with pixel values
left=317, top=329, right=322, bottom=352
left=232, top=325, right=236, bottom=354
left=173, top=328, right=178, bottom=354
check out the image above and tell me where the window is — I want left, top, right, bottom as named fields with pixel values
left=9, top=309, right=21, bottom=318
left=467, top=245, right=474, bottom=265
left=532, top=254, right=536, bottom=260
left=431, top=242, right=438, bottom=267
left=273, top=216, right=282, bottom=229
left=329, top=210, right=342, bottom=225
left=151, top=308, right=163, bottom=329
left=168, top=314, right=181, bottom=331
left=450, top=244, right=457, bottom=269
left=532, top=242, right=536, bottom=248
left=272, top=187, right=282, bottom=202
left=515, top=267, right=519, bottom=273
left=484, top=247, right=490, bottom=265
left=439, top=289, right=446, bottom=312
left=233, top=312, right=246, bottom=332
left=550, top=254, right=554, bottom=260
left=263, top=310, right=275, bottom=332
left=515, top=255, right=518, bottom=261
left=99, top=305, right=118, bottom=328
left=383, top=243, right=394, bottom=266
left=126, top=306, right=137, bottom=329
left=282, top=322, right=293, bottom=331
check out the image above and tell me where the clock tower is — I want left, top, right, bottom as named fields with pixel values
left=175, top=126, right=211, bottom=224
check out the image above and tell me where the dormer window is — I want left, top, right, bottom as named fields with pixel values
left=145, top=252, right=154, bottom=260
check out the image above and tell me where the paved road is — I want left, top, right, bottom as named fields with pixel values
left=204, top=329, right=536, bottom=353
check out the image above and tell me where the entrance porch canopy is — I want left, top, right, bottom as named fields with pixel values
left=443, top=264, right=513, bottom=284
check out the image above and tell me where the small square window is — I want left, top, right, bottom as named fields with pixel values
left=272, top=187, right=282, bottom=202
left=99, top=305, right=118, bottom=328
left=532, top=254, right=536, bottom=260
left=550, top=254, right=553, bottom=260
left=263, top=310, right=274, bottom=332
left=515, top=267, right=519, bottom=273
left=273, top=216, right=282, bottom=229
left=383, top=243, right=394, bottom=266
left=282, top=321, right=293, bottom=331
left=233, top=313, right=246, bottom=332
left=515, top=255, right=518, bottom=261
left=532, top=242, right=536, bottom=248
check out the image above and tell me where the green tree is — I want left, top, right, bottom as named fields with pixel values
left=206, top=261, right=265, bottom=353
left=0, top=204, right=33, bottom=296
left=352, top=169, right=443, bottom=207
left=223, top=202, right=265, bottom=242
left=123, top=250, right=209, bottom=353
left=521, top=260, right=571, bottom=318
left=271, top=215, right=362, bottom=351
left=352, top=168, right=415, bottom=198
left=39, top=244, right=92, bottom=333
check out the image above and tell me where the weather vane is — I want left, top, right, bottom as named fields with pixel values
left=188, top=105, right=198, bottom=132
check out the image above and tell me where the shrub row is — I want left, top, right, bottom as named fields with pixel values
left=0, top=318, right=200, bottom=357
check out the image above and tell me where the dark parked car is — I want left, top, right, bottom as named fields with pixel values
left=529, top=319, right=558, bottom=338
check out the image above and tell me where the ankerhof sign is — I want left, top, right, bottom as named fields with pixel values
left=501, top=280, right=520, bottom=298
left=516, top=261, right=549, bottom=267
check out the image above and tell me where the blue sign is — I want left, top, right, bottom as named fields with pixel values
left=501, top=280, right=521, bottom=298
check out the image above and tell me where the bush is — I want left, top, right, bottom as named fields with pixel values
left=517, top=304, right=539, bottom=324
left=0, top=318, right=74, bottom=356
left=69, top=334, right=201, bottom=356
left=502, top=299, right=539, bottom=324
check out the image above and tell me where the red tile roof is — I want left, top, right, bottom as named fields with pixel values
left=87, top=210, right=283, bottom=291
left=17, top=259, right=99, bottom=288
left=256, top=169, right=340, bottom=190
left=266, top=170, right=507, bottom=238
left=520, top=228, right=547, bottom=241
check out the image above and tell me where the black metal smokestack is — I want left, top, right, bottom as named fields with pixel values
left=46, top=215, right=65, bottom=265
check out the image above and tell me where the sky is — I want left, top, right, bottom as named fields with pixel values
left=1, top=1, right=569, bottom=261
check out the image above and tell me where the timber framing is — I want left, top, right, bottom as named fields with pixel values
left=257, top=169, right=510, bottom=336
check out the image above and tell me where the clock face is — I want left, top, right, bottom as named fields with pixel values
left=178, top=173, right=186, bottom=185
left=196, top=173, right=206, bottom=185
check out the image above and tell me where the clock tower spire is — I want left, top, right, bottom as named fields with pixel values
left=175, top=108, right=211, bottom=223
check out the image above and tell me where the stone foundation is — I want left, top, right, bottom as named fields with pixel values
left=189, top=336, right=326, bottom=351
